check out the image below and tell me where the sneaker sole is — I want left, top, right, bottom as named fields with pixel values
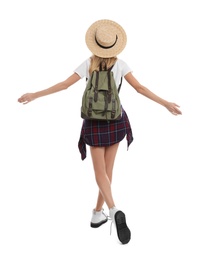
left=114, top=211, right=131, bottom=244
left=90, top=219, right=108, bottom=228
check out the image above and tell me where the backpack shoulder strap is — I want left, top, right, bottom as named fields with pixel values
left=107, top=63, right=123, bottom=93
left=108, top=64, right=123, bottom=93
left=107, top=64, right=114, bottom=72
left=118, top=76, right=123, bottom=93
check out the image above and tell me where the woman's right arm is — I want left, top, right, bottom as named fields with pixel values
left=18, top=73, right=81, bottom=104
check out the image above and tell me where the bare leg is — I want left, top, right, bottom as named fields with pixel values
left=95, top=143, right=119, bottom=211
left=90, top=143, right=119, bottom=211
left=90, top=143, right=131, bottom=244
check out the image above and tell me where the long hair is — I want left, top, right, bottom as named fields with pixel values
left=89, top=55, right=117, bottom=75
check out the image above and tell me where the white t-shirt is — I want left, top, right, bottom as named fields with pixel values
left=74, top=58, right=132, bottom=87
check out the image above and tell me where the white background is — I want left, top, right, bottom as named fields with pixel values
left=0, top=0, right=200, bottom=259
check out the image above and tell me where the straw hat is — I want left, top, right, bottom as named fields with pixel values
left=85, top=19, right=127, bottom=58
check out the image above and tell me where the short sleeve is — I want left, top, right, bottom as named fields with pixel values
left=112, top=59, right=132, bottom=86
left=117, top=59, right=132, bottom=76
left=74, top=59, right=90, bottom=79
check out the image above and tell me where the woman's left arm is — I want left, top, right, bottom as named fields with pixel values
left=124, top=72, right=182, bottom=115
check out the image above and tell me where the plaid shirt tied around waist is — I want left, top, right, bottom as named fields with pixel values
left=78, top=107, right=134, bottom=160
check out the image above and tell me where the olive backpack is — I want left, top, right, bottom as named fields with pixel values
left=81, top=63, right=122, bottom=121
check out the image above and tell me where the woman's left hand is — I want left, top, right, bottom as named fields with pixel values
left=165, top=102, right=182, bottom=115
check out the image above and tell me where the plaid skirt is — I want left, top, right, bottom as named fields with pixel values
left=78, top=107, right=134, bottom=160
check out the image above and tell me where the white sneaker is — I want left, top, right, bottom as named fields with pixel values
left=109, top=207, right=131, bottom=244
left=90, top=209, right=108, bottom=228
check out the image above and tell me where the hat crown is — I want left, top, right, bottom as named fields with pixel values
left=95, top=26, right=116, bottom=48
left=85, top=19, right=127, bottom=58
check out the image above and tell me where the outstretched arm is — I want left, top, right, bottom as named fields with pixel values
left=18, top=73, right=81, bottom=104
left=124, top=72, right=182, bottom=115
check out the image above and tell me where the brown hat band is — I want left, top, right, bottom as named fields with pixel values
left=95, top=35, right=118, bottom=49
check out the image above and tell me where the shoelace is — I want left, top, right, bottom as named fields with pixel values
left=101, top=210, right=113, bottom=235
left=110, top=220, right=114, bottom=235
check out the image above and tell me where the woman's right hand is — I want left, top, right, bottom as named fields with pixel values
left=18, top=93, right=36, bottom=104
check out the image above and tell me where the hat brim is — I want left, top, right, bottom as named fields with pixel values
left=85, top=19, right=127, bottom=58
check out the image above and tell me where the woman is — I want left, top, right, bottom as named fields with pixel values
left=18, top=19, right=182, bottom=244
